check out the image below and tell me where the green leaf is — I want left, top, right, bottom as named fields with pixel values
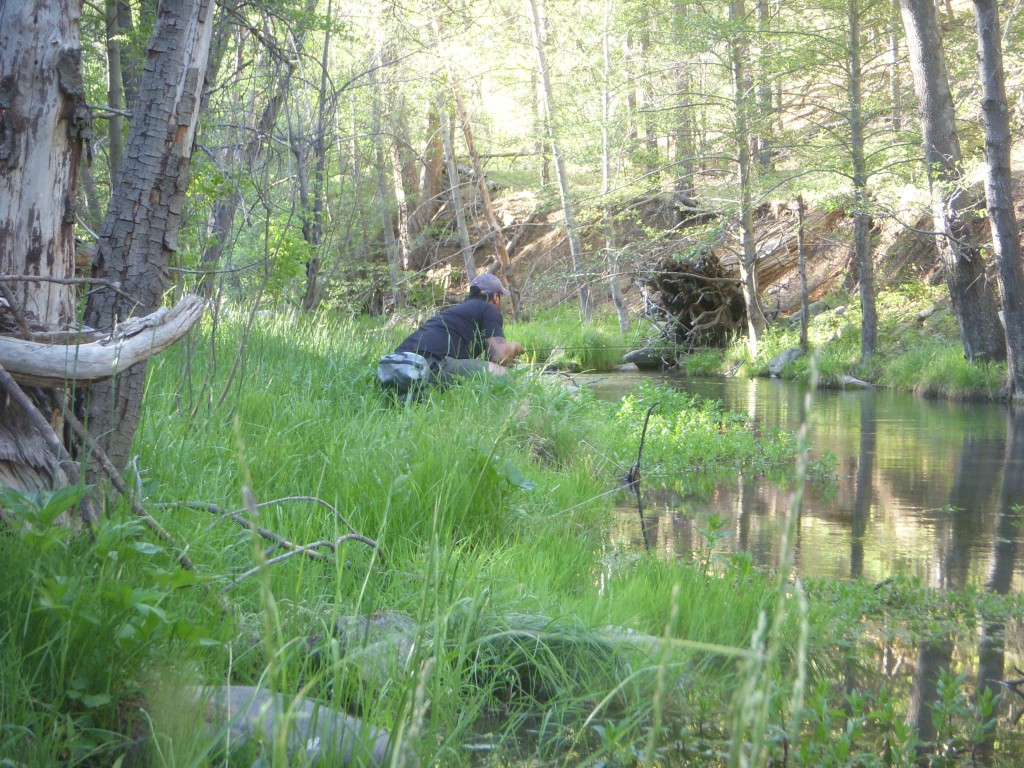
left=80, top=693, right=112, bottom=709
left=36, top=485, right=91, bottom=526
left=129, top=541, right=163, bottom=556
left=490, top=457, right=536, bottom=491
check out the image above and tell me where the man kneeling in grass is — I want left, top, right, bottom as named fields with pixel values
left=378, top=273, right=525, bottom=396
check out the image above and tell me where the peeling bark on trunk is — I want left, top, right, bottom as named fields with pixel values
left=0, top=1, right=84, bottom=332
left=82, top=0, right=216, bottom=476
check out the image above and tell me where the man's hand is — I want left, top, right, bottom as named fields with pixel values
left=487, top=337, right=526, bottom=366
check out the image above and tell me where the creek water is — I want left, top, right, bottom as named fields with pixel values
left=467, top=374, right=1024, bottom=765
left=589, top=373, right=1024, bottom=594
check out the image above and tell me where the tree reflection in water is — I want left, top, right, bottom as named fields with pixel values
left=601, top=375, right=1024, bottom=763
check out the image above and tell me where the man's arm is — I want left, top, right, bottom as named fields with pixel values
left=486, top=336, right=525, bottom=366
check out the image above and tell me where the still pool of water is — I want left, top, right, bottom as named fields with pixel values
left=585, top=373, right=1023, bottom=593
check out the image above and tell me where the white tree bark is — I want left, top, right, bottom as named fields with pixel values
left=0, top=0, right=84, bottom=330
left=0, top=296, right=203, bottom=388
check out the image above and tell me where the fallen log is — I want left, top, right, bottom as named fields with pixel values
left=0, top=295, right=204, bottom=388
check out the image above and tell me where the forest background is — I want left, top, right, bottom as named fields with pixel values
left=3, top=0, right=1024, bottom=764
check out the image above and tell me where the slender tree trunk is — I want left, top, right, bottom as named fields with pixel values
left=438, top=95, right=475, bottom=278
left=451, top=85, right=523, bottom=316
left=386, top=111, right=412, bottom=272
left=849, top=0, right=876, bottom=360
left=105, top=0, right=126, bottom=186
left=900, top=0, right=1006, bottom=362
left=973, top=0, right=1024, bottom=396
left=199, top=11, right=301, bottom=297
left=889, top=0, right=903, bottom=131
left=603, top=0, right=629, bottom=333
left=526, top=0, right=591, bottom=321
left=410, top=102, right=446, bottom=247
left=370, top=49, right=404, bottom=310
left=79, top=162, right=105, bottom=233
left=531, top=71, right=550, bottom=186
left=729, top=0, right=765, bottom=354
left=118, top=0, right=145, bottom=110
left=797, top=195, right=809, bottom=353
left=300, top=0, right=331, bottom=312
left=754, top=0, right=774, bottom=172
left=82, top=0, right=216, bottom=476
left=640, top=30, right=658, bottom=171
left=672, top=0, right=698, bottom=203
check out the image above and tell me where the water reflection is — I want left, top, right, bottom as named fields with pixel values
left=595, top=374, right=1024, bottom=761
left=594, top=373, right=1024, bottom=592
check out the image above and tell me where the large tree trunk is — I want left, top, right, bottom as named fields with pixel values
left=900, top=0, right=1006, bottom=363
left=0, top=1, right=84, bottom=333
left=82, top=0, right=216, bottom=476
left=973, top=0, right=1024, bottom=396
left=0, top=0, right=85, bottom=494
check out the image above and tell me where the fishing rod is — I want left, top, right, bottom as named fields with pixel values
left=521, top=343, right=713, bottom=354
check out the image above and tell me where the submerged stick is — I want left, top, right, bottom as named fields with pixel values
left=624, top=402, right=659, bottom=546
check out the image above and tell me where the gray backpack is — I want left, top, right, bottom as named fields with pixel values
left=377, top=351, right=432, bottom=395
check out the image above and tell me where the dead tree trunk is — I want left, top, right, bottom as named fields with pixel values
left=0, top=2, right=83, bottom=334
left=0, top=1, right=85, bottom=494
left=81, top=0, right=217, bottom=477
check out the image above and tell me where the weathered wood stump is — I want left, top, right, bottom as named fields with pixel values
left=647, top=254, right=746, bottom=349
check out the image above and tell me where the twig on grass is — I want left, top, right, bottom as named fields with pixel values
left=251, top=494, right=363, bottom=536
left=223, top=533, right=380, bottom=591
left=157, top=499, right=331, bottom=561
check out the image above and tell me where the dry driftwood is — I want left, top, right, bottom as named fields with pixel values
left=0, top=295, right=204, bottom=388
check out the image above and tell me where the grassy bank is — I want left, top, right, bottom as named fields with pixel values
left=1, top=303, right=1021, bottom=766
left=667, top=283, right=1007, bottom=400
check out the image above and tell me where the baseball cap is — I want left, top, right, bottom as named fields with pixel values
left=470, top=273, right=511, bottom=296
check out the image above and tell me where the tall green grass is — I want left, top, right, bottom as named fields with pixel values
left=3, top=302, right=912, bottom=766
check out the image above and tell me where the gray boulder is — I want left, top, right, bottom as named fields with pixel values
left=200, top=684, right=413, bottom=766
left=767, top=346, right=802, bottom=376
left=623, top=348, right=670, bottom=370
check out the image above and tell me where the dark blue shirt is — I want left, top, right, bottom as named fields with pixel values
left=395, top=298, right=504, bottom=360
